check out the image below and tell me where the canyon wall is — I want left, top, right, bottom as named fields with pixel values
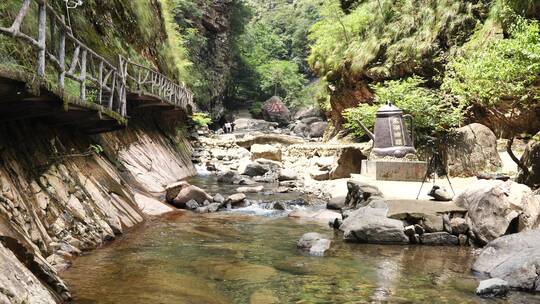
left=0, top=115, right=195, bottom=303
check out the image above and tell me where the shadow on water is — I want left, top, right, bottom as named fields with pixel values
left=62, top=176, right=540, bottom=304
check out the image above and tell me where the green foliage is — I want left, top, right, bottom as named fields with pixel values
left=443, top=16, right=540, bottom=110
left=229, top=0, right=324, bottom=108
left=344, top=77, right=463, bottom=140
left=308, top=0, right=478, bottom=82
left=249, top=101, right=263, bottom=118
left=256, top=60, right=307, bottom=103
left=89, top=144, right=104, bottom=154
left=191, top=112, right=212, bottom=127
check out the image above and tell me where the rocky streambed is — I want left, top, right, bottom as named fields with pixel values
left=61, top=174, right=540, bottom=304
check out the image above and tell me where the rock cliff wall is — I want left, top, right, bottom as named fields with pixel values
left=0, top=115, right=195, bottom=303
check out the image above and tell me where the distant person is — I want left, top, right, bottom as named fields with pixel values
left=224, top=122, right=232, bottom=134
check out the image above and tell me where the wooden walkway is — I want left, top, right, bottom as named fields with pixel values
left=0, top=0, right=194, bottom=133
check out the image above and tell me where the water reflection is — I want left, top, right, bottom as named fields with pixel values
left=62, top=213, right=540, bottom=304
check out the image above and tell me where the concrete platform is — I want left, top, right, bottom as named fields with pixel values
left=361, top=159, right=427, bottom=181
left=386, top=199, right=467, bottom=220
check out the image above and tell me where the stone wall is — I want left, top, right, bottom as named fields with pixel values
left=0, top=116, right=195, bottom=303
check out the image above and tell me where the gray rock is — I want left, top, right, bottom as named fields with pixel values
left=473, top=229, right=540, bottom=291
left=213, top=193, right=225, bottom=204
left=445, top=123, right=502, bottom=177
left=454, top=180, right=539, bottom=245
left=476, top=278, right=509, bottom=298
left=420, top=232, right=459, bottom=246
left=278, top=168, right=298, bottom=181
left=309, top=121, right=328, bottom=138
left=345, top=180, right=384, bottom=209
left=185, top=199, right=200, bottom=210
left=294, top=106, right=322, bottom=120
left=414, top=224, right=425, bottom=235
left=301, top=117, right=323, bottom=125
left=422, top=214, right=444, bottom=232
left=240, top=162, right=270, bottom=177
left=517, top=132, right=540, bottom=189
left=227, top=193, right=247, bottom=206
left=428, top=185, right=453, bottom=201
left=297, top=232, right=331, bottom=256
left=327, top=196, right=346, bottom=210
left=340, top=207, right=408, bottom=244
left=217, top=171, right=242, bottom=184
left=404, top=225, right=416, bottom=237
left=449, top=217, right=469, bottom=235
left=166, top=181, right=212, bottom=208
left=329, top=148, right=367, bottom=180
left=251, top=144, right=282, bottom=162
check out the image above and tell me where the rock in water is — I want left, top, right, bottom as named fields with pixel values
left=473, top=229, right=540, bottom=292
left=185, top=199, right=200, bottom=210
left=166, top=181, right=212, bottom=208
left=236, top=185, right=264, bottom=193
left=476, top=278, right=510, bottom=298
left=240, top=162, right=270, bottom=177
left=420, top=232, right=459, bottom=246
left=445, top=123, right=502, bottom=177
left=340, top=207, right=409, bottom=244
left=297, top=233, right=331, bottom=256
left=261, top=96, right=290, bottom=126
left=251, top=144, right=282, bottom=162
left=227, top=193, right=247, bottom=206
left=454, top=180, right=539, bottom=245
left=217, top=171, right=242, bottom=184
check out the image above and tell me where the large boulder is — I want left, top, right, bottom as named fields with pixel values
left=339, top=206, right=409, bottom=244
left=517, top=134, right=540, bottom=190
left=261, top=96, right=290, bottom=126
left=454, top=180, right=540, bottom=245
left=165, top=181, right=212, bottom=209
left=473, top=229, right=540, bottom=291
left=239, top=162, right=270, bottom=177
left=251, top=144, right=282, bottom=162
left=309, top=121, right=328, bottom=138
left=445, top=123, right=502, bottom=177
left=329, top=147, right=367, bottom=179
left=344, top=180, right=383, bottom=209
left=294, top=106, right=323, bottom=120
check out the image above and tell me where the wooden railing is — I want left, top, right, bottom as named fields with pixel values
left=0, top=0, right=193, bottom=119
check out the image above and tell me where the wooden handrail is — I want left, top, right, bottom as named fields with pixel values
left=0, top=0, right=194, bottom=119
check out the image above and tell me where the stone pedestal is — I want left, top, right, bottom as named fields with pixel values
left=361, top=159, right=427, bottom=181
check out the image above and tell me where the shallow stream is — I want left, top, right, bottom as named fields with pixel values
left=62, top=176, right=540, bottom=304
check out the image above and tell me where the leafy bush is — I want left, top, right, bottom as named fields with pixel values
left=344, top=77, right=463, bottom=141
left=191, top=112, right=212, bottom=128
left=249, top=101, right=264, bottom=118
left=443, top=15, right=540, bottom=110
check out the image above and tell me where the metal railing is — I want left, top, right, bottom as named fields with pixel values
left=0, top=0, right=193, bottom=119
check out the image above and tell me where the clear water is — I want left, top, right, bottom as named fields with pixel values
left=62, top=176, right=540, bottom=304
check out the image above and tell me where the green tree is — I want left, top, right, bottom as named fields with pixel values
left=257, top=60, right=307, bottom=103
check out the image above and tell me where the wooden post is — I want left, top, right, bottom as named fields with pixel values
left=109, top=74, right=116, bottom=110
left=58, top=16, right=65, bottom=90
left=98, top=61, right=103, bottom=105
left=37, top=1, right=47, bottom=77
left=10, top=0, right=31, bottom=34
left=80, top=49, right=87, bottom=101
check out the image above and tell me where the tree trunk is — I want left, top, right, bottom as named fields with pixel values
left=507, top=136, right=530, bottom=177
